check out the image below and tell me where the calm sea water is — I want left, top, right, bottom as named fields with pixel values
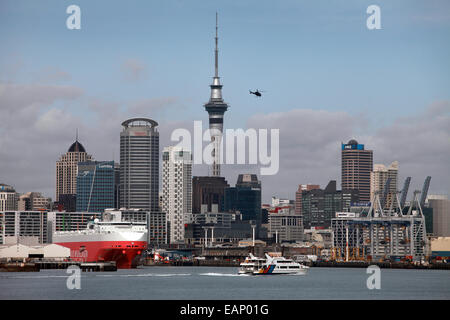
left=0, top=266, right=449, bottom=300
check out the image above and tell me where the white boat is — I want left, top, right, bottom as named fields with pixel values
left=238, top=253, right=266, bottom=274
left=253, top=254, right=309, bottom=275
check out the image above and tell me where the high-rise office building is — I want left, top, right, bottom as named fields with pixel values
left=56, top=139, right=92, bottom=211
left=302, top=180, right=359, bottom=229
left=341, top=139, right=373, bottom=203
left=76, top=161, right=115, bottom=212
left=192, top=176, right=229, bottom=214
left=295, top=184, right=320, bottom=216
left=370, top=161, right=399, bottom=209
left=204, top=13, right=229, bottom=177
left=224, top=174, right=261, bottom=221
left=0, top=184, right=19, bottom=211
left=120, top=118, right=159, bottom=211
left=162, top=146, right=192, bottom=243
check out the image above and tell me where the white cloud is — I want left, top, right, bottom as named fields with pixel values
left=242, top=102, right=450, bottom=202
left=0, top=77, right=448, bottom=205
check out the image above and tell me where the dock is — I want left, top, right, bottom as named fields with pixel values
left=310, top=261, right=450, bottom=270
left=0, top=261, right=117, bottom=272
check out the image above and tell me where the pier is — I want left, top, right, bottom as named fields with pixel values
left=0, top=261, right=117, bottom=272
left=310, top=261, right=450, bottom=270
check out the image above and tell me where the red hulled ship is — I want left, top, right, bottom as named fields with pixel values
left=53, top=215, right=147, bottom=269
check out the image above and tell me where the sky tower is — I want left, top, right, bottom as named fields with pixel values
left=204, top=13, right=229, bottom=177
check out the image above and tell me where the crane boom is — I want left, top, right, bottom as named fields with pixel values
left=419, top=176, right=431, bottom=207
left=400, top=177, right=411, bottom=208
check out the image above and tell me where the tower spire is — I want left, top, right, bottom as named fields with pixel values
left=215, top=12, right=219, bottom=78
left=204, top=13, right=229, bottom=177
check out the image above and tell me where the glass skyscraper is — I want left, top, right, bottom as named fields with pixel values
left=120, top=118, right=159, bottom=211
left=76, top=161, right=115, bottom=212
left=224, top=174, right=261, bottom=222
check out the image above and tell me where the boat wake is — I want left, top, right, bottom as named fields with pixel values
left=199, top=272, right=250, bottom=277
left=6, top=275, right=69, bottom=279
left=96, top=273, right=191, bottom=277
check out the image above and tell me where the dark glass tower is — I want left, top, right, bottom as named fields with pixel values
left=204, top=13, right=229, bottom=177
left=192, top=176, right=229, bottom=213
left=224, top=174, right=262, bottom=221
left=76, top=161, right=115, bottom=212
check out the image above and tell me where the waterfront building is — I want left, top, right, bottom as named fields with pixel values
left=370, top=161, right=399, bottom=209
left=76, top=161, right=115, bottom=212
left=341, top=139, right=373, bottom=203
left=120, top=118, right=159, bottom=211
left=0, top=211, right=48, bottom=245
left=186, top=207, right=239, bottom=228
left=0, top=184, right=19, bottom=211
left=184, top=205, right=253, bottom=246
left=203, top=13, right=229, bottom=177
left=56, top=139, right=93, bottom=211
left=162, top=146, right=192, bottom=244
left=192, top=176, right=229, bottom=213
left=268, top=210, right=304, bottom=243
left=148, top=211, right=167, bottom=246
left=427, top=196, right=450, bottom=237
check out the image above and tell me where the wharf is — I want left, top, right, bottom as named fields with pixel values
left=143, top=259, right=450, bottom=270
left=311, top=261, right=450, bottom=270
left=143, top=258, right=241, bottom=267
left=0, top=261, right=117, bottom=272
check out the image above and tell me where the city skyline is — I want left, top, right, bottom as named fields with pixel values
left=1, top=0, right=450, bottom=202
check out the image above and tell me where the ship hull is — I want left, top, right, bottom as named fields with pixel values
left=54, top=241, right=147, bottom=269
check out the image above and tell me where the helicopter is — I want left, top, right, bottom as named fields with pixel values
left=249, top=89, right=265, bottom=97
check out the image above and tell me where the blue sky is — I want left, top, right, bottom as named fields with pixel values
left=2, top=0, right=449, bottom=124
left=1, top=0, right=449, bottom=201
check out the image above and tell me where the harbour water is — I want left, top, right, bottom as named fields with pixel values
left=0, top=266, right=449, bottom=300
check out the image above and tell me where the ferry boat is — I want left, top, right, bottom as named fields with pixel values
left=53, top=214, right=147, bottom=269
left=238, top=253, right=266, bottom=274
left=253, top=254, right=309, bottom=275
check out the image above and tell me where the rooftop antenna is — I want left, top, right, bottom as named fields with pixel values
left=76, top=128, right=79, bottom=141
